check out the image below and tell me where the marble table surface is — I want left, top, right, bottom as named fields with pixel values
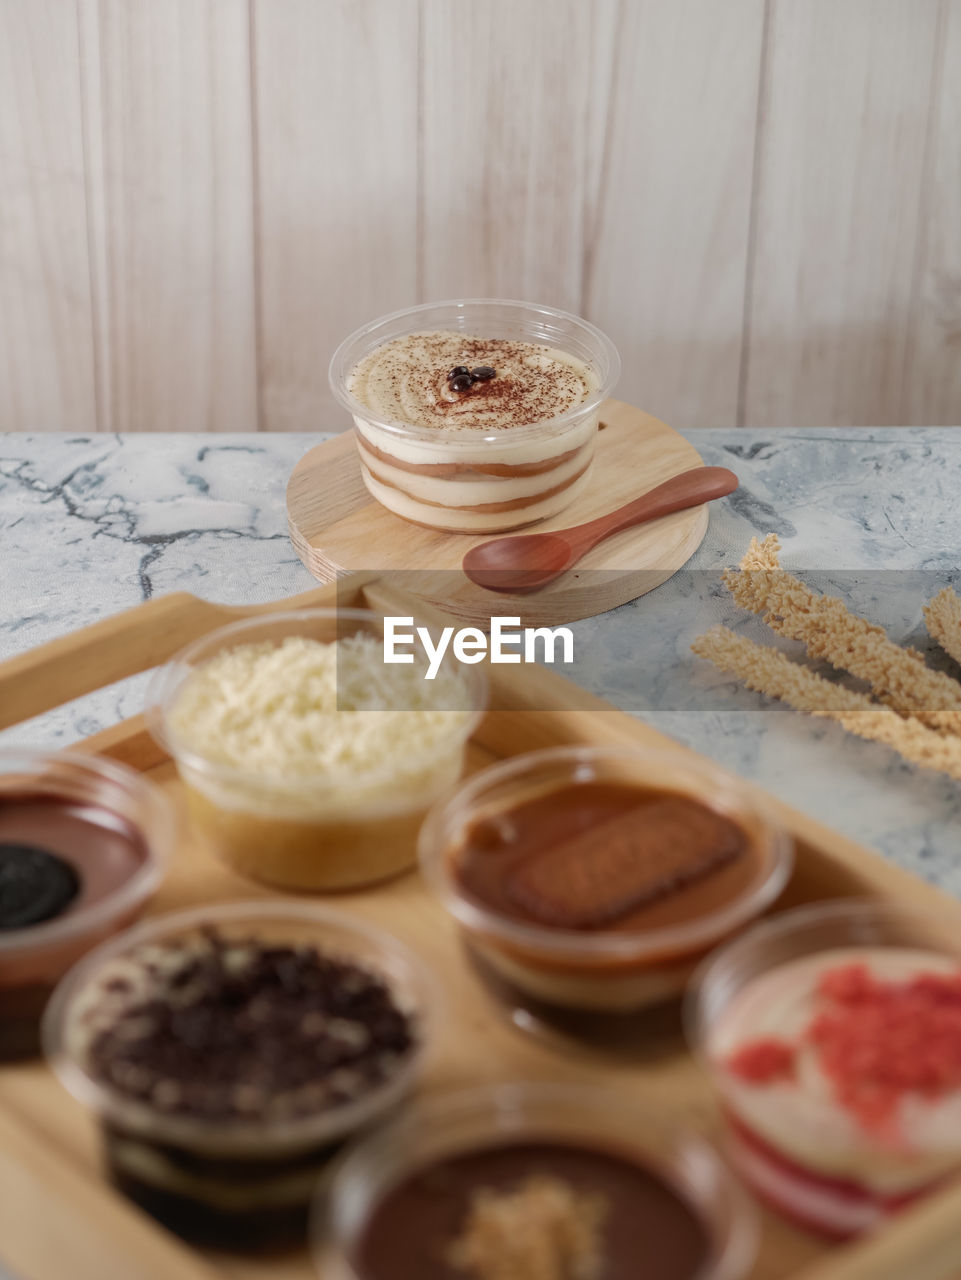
left=3, top=428, right=961, bottom=898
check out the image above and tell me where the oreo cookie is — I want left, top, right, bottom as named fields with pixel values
left=0, top=843, right=81, bottom=930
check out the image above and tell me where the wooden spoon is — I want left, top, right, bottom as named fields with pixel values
left=462, top=466, right=738, bottom=593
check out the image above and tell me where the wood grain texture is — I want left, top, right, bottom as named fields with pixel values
left=286, top=399, right=710, bottom=627
left=76, top=0, right=258, bottom=432
left=0, top=0, right=98, bottom=432
left=0, top=573, right=382, bottom=732
left=252, top=0, right=420, bottom=432
left=0, top=1108, right=221, bottom=1280
left=742, top=0, right=942, bottom=428
left=5, top=581, right=961, bottom=1277
left=585, top=0, right=767, bottom=430
left=2, top=2, right=961, bottom=433
left=419, top=0, right=619, bottom=312
left=901, top=0, right=961, bottom=427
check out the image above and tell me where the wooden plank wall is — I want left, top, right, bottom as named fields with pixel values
left=1, top=0, right=958, bottom=433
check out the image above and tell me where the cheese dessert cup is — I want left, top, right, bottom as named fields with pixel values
left=419, top=746, right=791, bottom=1045
left=147, top=610, right=486, bottom=892
left=44, top=901, right=437, bottom=1250
left=0, top=750, right=171, bottom=1060
left=329, top=299, right=620, bottom=533
left=688, top=901, right=961, bottom=1239
left=312, top=1084, right=757, bottom=1280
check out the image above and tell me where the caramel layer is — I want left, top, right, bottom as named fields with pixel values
left=361, top=458, right=592, bottom=515
left=355, top=433, right=589, bottom=478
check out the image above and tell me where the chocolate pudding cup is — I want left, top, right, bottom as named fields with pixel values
left=44, top=901, right=437, bottom=1250
left=420, top=746, right=792, bottom=1047
left=312, top=1083, right=757, bottom=1280
left=687, top=900, right=961, bottom=1239
left=329, top=299, right=620, bottom=533
left=146, top=609, right=486, bottom=892
left=0, top=750, right=171, bottom=1060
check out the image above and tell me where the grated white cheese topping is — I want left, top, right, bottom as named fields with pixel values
left=168, top=633, right=474, bottom=784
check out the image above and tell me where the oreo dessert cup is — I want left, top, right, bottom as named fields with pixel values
left=44, top=902, right=435, bottom=1250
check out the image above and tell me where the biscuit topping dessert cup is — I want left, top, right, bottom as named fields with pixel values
left=329, top=299, right=620, bottom=533
left=0, top=750, right=171, bottom=1060
left=688, top=900, right=961, bottom=1239
left=419, top=746, right=792, bottom=1046
left=147, top=609, right=486, bottom=892
left=44, top=900, right=437, bottom=1250
left=312, top=1082, right=757, bottom=1280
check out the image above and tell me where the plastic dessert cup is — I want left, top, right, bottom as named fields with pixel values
left=146, top=609, right=486, bottom=892
left=419, top=745, right=792, bottom=1046
left=688, top=900, right=961, bottom=1239
left=312, top=1082, right=757, bottom=1280
left=0, top=750, right=171, bottom=1060
left=44, top=900, right=437, bottom=1250
left=329, top=299, right=620, bottom=533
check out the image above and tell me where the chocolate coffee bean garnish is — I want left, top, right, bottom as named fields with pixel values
left=447, top=366, right=470, bottom=381
left=448, top=373, right=474, bottom=394
left=0, top=843, right=81, bottom=930
left=470, top=366, right=496, bottom=381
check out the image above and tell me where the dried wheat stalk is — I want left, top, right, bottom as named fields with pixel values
left=925, top=587, right=961, bottom=668
left=723, top=535, right=961, bottom=732
left=692, top=626, right=961, bottom=781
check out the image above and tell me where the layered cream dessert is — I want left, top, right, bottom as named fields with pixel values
left=708, top=947, right=961, bottom=1237
left=166, top=631, right=476, bottom=891
left=346, top=332, right=600, bottom=532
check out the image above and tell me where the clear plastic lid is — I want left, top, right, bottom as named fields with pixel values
left=686, top=897, right=961, bottom=1070
left=312, top=1082, right=757, bottom=1280
left=145, top=608, right=488, bottom=802
left=329, top=298, right=620, bottom=445
left=0, top=749, right=172, bottom=959
left=44, top=900, right=439, bottom=1156
left=419, top=745, right=793, bottom=964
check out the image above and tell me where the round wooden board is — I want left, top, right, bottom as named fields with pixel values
left=286, top=399, right=710, bottom=627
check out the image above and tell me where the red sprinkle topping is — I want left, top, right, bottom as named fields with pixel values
left=726, top=961, right=961, bottom=1135
left=727, top=1037, right=796, bottom=1084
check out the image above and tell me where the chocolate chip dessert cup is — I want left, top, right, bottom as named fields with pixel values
left=0, top=750, right=171, bottom=1060
left=312, top=1083, right=757, bottom=1280
left=329, top=299, right=620, bottom=533
left=44, top=900, right=437, bottom=1250
left=419, top=745, right=792, bottom=1048
left=146, top=609, right=486, bottom=892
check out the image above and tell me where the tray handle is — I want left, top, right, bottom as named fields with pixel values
left=0, top=593, right=222, bottom=732
left=0, top=576, right=374, bottom=733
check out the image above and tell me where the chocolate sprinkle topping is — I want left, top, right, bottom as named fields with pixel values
left=85, top=930, right=415, bottom=1121
left=351, top=332, right=592, bottom=432
left=0, top=843, right=81, bottom=930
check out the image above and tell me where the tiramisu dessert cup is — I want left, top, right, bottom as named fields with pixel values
left=0, top=750, right=171, bottom=1060
left=329, top=299, right=620, bottom=533
left=147, top=609, right=486, bottom=892
left=419, top=746, right=792, bottom=1040
left=44, top=901, right=436, bottom=1249
left=313, top=1082, right=757, bottom=1280
left=689, top=900, right=961, bottom=1239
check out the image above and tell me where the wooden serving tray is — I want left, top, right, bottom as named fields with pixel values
left=286, top=399, right=711, bottom=628
left=3, top=576, right=961, bottom=1280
